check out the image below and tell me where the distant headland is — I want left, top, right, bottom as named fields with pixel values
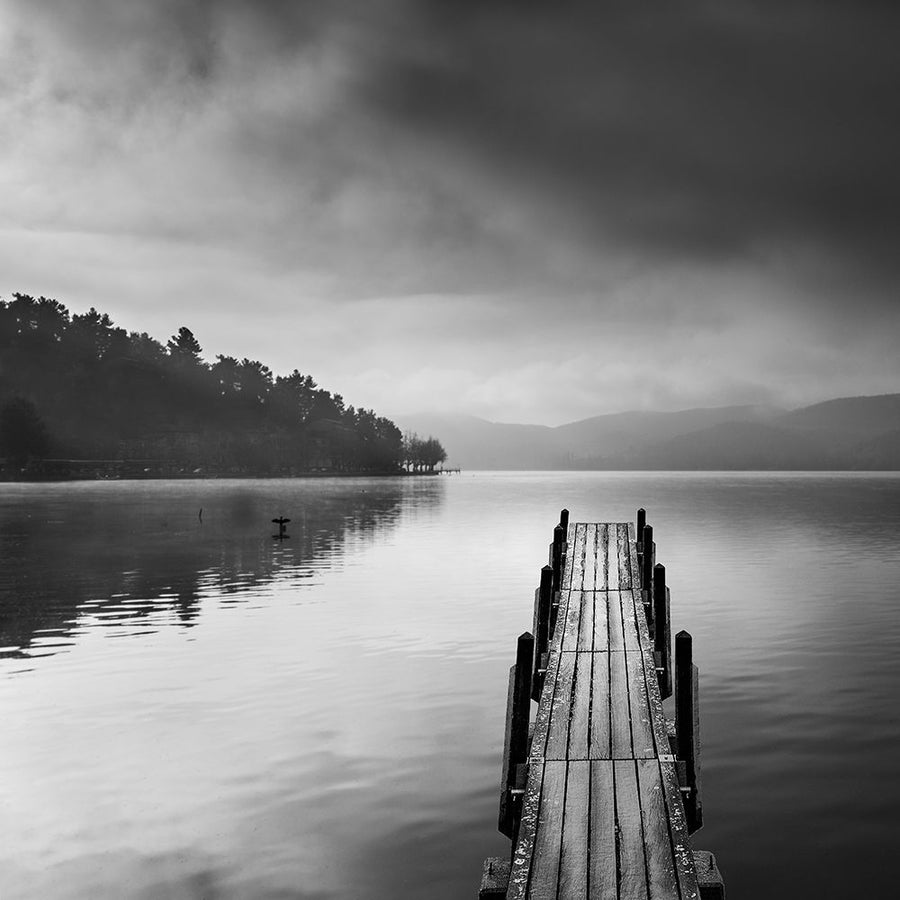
left=0, top=293, right=446, bottom=481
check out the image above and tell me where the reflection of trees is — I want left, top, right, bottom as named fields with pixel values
left=0, top=480, right=442, bottom=659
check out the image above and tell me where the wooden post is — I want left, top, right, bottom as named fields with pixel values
left=550, top=524, right=564, bottom=633
left=558, top=512, right=569, bottom=580
left=533, top=566, right=553, bottom=700
left=641, top=523, right=654, bottom=589
left=641, top=522, right=654, bottom=626
left=479, top=857, right=511, bottom=899
left=551, top=524, right=564, bottom=590
left=498, top=631, right=534, bottom=838
left=636, top=508, right=646, bottom=550
left=653, top=563, right=672, bottom=699
left=675, top=630, right=703, bottom=833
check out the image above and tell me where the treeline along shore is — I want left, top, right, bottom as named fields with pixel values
left=0, top=294, right=446, bottom=480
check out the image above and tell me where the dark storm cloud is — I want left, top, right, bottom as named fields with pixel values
left=364, top=2, right=900, bottom=280
left=3, top=0, right=899, bottom=421
left=12, top=0, right=900, bottom=291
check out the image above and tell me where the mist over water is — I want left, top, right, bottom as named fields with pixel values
left=2, top=473, right=898, bottom=899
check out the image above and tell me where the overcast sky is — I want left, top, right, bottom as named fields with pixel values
left=2, top=1, right=899, bottom=425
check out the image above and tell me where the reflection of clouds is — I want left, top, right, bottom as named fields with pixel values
left=0, top=478, right=444, bottom=662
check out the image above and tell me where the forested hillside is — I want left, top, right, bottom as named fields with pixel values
left=0, top=293, right=441, bottom=477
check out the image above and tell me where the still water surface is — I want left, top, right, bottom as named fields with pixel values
left=1, top=473, right=899, bottom=899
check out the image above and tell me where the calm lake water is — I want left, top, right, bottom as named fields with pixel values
left=2, top=473, right=899, bottom=899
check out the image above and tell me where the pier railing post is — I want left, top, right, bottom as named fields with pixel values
left=559, top=508, right=570, bottom=535
left=653, top=564, right=673, bottom=699
left=498, top=631, right=534, bottom=839
left=641, top=523, right=655, bottom=620
left=532, top=566, right=553, bottom=700
left=675, top=630, right=703, bottom=833
left=550, top=524, right=565, bottom=632
left=636, top=508, right=646, bottom=569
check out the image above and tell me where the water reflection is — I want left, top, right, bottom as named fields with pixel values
left=0, top=478, right=443, bottom=667
left=2, top=473, right=899, bottom=900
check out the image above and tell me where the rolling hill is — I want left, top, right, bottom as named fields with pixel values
left=395, top=394, right=900, bottom=470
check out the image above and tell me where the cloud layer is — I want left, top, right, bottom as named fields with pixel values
left=2, top=0, right=898, bottom=423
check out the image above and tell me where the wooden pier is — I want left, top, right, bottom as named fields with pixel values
left=482, top=511, right=724, bottom=899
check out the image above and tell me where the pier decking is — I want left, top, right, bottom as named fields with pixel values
left=483, top=514, right=723, bottom=900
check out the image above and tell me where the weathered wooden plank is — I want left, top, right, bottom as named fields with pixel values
left=571, top=522, right=587, bottom=593
left=590, top=651, right=611, bottom=759
left=560, top=589, right=583, bottom=653
left=631, top=585, right=653, bottom=649
left=529, top=646, right=563, bottom=762
left=608, top=589, right=626, bottom=653
left=589, top=761, right=618, bottom=900
left=598, top=523, right=609, bottom=591
left=628, top=526, right=642, bottom=590
left=605, top=522, right=618, bottom=591
left=546, top=651, right=576, bottom=760
left=619, top=588, right=642, bottom=652
left=561, top=544, right=574, bottom=592
left=527, top=760, right=566, bottom=899
left=560, top=514, right=574, bottom=592
left=640, top=635, right=673, bottom=758
left=577, top=588, right=594, bottom=652
left=559, top=760, right=590, bottom=898
left=614, top=760, right=649, bottom=899
left=627, top=651, right=656, bottom=759
left=507, top=761, right=544, bottom=900
left=659, top=759, right=702, bottom=900
left=583, top=523, right=597, bottom=592
left=610, top=649, right=633, bottom=759
left=637, top=760, right=681, bottom=900
left=568, top=652, right=591, bottom=759
left=593, top=590, right=610, bottom=652
left=617, top=523, right=633, bottom=590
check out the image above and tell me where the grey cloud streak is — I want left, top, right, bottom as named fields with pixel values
left=2, top=0, right=898, bottom=422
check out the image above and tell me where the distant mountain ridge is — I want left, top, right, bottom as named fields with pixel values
left=395, top=394, right=900, bottom=470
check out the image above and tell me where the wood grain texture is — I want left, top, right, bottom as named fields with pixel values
left=614, top=760, right=649, bottom=900
left=546, top=651, right=576, bottom=760
left=605, top=523, right=618, bottom=590
left=659, top=759, right=701, bottom=900
left=608, top=590, right=627, bottom=653
left=590, top=761, right=619, bottom=900
left=561, top=590, right=583, bottom=653
left=590, top=651, right=611, bottom=760
left=598, top=523, right=609, bottom=591
left=568, top=652, right=592, bottom=760
left=561, top=524, right=575, bottom=590
left=528, top=760, right=566, bottom=899
left=578, top=589, right=595, bottom=652
left=617, top=523, right=632, bottom=590
left=529, top=646, right=563, bottom=763
left=583, top=523, right=597, bottom=592
left=506, top=761, right=544, bottom=900
left=610, top=649, right=633, bottom=759
left=593, top=590, right=610, bottom=652
left=619, top=589, right=642, bottom=652
left=628, top=652, right=657, bottom=760
left=571, top=523, right=587, bottom=593
left=559, top=760, right=590, bottom=898
left=637, top=760, right=681, bottom=900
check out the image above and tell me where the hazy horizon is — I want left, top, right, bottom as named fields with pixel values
left=3, top=2, right=899, bottom=424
